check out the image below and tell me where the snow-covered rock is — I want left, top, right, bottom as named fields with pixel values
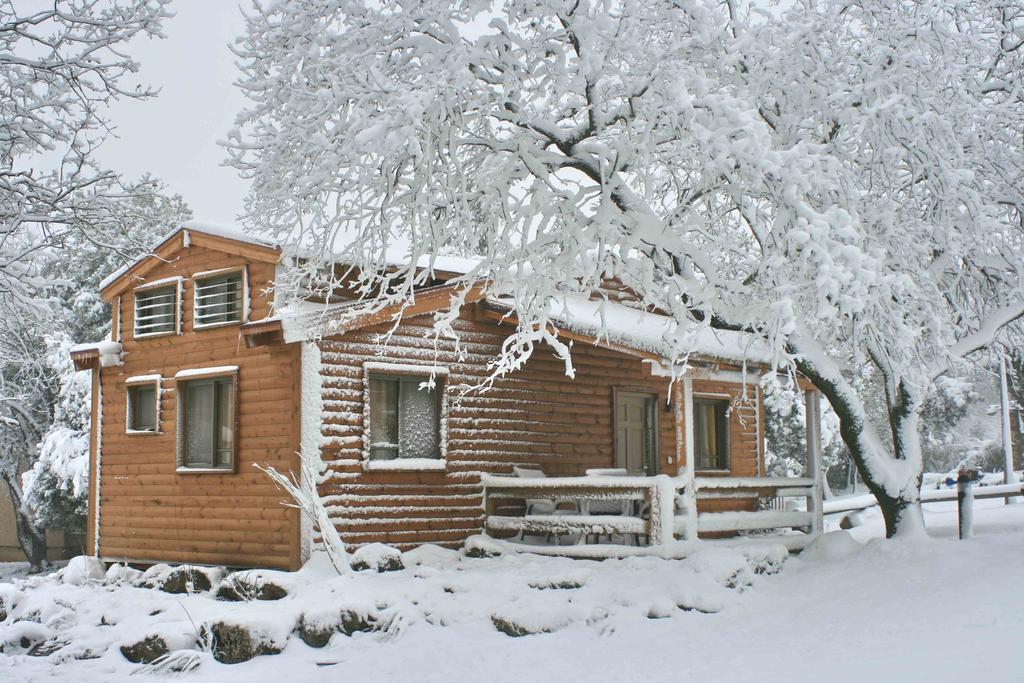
left=105, top=563, right=142, bottom=584
left=0, top=585, right=24, bottom=622
left=401, top=544, right=462, bottom=569
left=0, top=620, right=52, bottom=651
left=801, top=530, right=862, bottom=563
left=682, top=547, right=757, bottom=588
left=215, top=569, right=293, bottom=601
left=463, top=534, right=505, bottom=558
left=62, top=556, right=106, bottom=586
left=203, top=618, right=291, bottom=664
left=352, top=543, right=403, bottom=572
left=120, top=625, right=198, bottom=663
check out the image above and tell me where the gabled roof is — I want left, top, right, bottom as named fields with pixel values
left=100, top=222, right=283, bottom=299
left=101, top=222, right=771, bottom=367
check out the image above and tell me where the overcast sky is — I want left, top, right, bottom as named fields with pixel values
left=95, top=1, right=249, bottom=225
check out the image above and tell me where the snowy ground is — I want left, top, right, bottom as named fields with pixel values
left=3, top=500, right=1022, bottom=683
left=0, top=561, right=67, bottom=584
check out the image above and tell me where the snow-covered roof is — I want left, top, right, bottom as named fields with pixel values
left=492, top=293, right=774, bottom=366
left=99, top=221, right=479, bottom=292
left=97, top=222, right=767, bottom=365
left=69, top=340, right=123, bottom=369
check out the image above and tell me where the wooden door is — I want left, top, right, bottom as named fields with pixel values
left=614, top=391, right=658, bottom=475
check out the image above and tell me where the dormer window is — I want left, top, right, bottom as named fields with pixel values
left=194, top=270, right=246, bottom=328
left=134, top=282, right=180, bottom=337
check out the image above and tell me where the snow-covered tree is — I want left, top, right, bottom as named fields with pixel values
left=20, top=333, right=91, bottom=537
left=0, top=0, right=171, bottom=310
left=228, top=0, right=1024, bottom=537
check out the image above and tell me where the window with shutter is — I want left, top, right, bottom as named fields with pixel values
left=134, top=285, right=178, bottom=337
left=194, top=271, right=244, bottom=328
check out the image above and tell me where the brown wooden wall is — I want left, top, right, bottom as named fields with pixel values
left=93, top=244, right=301, bottom=570
left=317, top=311, right=763, bottom=550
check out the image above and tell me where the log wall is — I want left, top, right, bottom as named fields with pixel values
left=318, top=312, right=763, bottom=550
left=94, top=244, right=301, bottom=570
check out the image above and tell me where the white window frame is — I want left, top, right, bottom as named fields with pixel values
left=133, top=277, right=183, bottom=339
left=361, top=362, right=448, bottom=471
left=125, top=375, right=161, bottom=434
left=174, top=366, right=239, bottom=473
left=192, top=266, right=249, bottom=330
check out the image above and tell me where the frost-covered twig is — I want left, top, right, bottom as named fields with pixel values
left=257, top=447, right=349, bottom=574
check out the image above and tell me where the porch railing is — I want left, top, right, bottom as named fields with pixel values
left=480, top=473, right=823, bottom=555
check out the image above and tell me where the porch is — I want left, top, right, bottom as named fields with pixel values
left=475, top=390, right=826, bottom=557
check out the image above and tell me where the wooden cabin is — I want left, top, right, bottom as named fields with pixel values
left=71, top=223, right=821, bottom=571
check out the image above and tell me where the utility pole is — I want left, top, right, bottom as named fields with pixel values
left=1000, top=357, right=1018, bottom=504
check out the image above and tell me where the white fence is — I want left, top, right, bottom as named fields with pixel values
left=480, top=473, right=823, bottom=556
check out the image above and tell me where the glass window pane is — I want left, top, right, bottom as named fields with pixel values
left=215, top=379, right=234, bottom=467
left=694, top=400, right=729, bottom=470
left=369, top=378, right=399, bottom=460
left=398, top=379, right=439, bottom=459
left=186, top=382, right=215, bottom=467
left=715, top=404, right=729, bottom=469
left=130, top=385, right=156, bottom=431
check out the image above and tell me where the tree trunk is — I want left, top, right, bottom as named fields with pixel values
left=794, top=355, right=923, bottom=538
left=3, top=477, right=48, bottom=571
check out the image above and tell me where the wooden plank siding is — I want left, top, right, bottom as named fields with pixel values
left=317, top=312, right=763, bottom=550
left=95, top=244, right=301, bottom=570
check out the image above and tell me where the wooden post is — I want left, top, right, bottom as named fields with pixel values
left=957, top=473, right=975, bottom=539
left=648, top=474, right=676, bottom=553
left=804, top=390, right=824, bottom=536
left=86, top=367, right=100, bottom=557
left=648, top=479, right=663, bottom=547
left=682, top=377, right=698, bottom=540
